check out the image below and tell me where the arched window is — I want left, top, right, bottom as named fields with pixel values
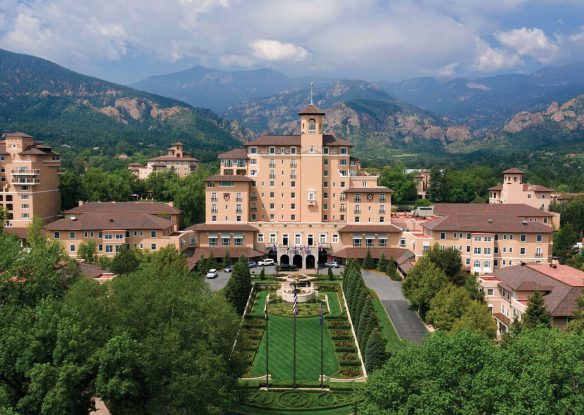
left=308, top=118, right=316, bottom=132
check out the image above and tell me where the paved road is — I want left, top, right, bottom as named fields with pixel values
left=362, top=270, right=428, bottom=344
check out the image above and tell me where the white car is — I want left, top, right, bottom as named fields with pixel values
left=258, top=258, right=275, bottom=266
left=206, top=269, right=218, bottom=279
left=325, top=261, right=339, bottom=268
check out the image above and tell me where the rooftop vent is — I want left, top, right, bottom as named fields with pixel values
left=488, top=218, right=493, bottom=223
left=521, top=220, right=528, bottom=225
left=70, top=216, right=77, bottom=221
left=109, top=218, right=114, bottom=223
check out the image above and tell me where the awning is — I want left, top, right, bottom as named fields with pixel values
left=378, top=234, right=388, bottom=239
left=208, top=233, right=218, bottom=238
left=233, top=233, right=244, bottom=238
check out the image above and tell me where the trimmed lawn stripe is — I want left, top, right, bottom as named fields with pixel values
left=251, top=290, right=268, bottom=317
left=325, top=292, right=342, bottom=317
left=371, top=296, right=401, bottom=351
left=251, top=315, right=340, bottom=381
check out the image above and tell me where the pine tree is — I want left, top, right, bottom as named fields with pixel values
left=353, top=288, right=368, bottom=331
left=522, top=291, right=551, bottom=329
left=224, top=256, right=252, bottom=314
left=386, top=259, right=399, bottom=280
left=364, top=329, right=388, bottom=373
left=363, top=248, right=375, bottom=269
left=377, top=253, right=389, bottom=273
left=357, top=297, right=374, bottom=346
left=259, top=267, right=266, bottom=280
left=223, top=250, right=231, bottom=268
left=328, top=267, right=334, bottom=281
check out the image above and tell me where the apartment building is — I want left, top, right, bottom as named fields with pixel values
left=188, top=104, right=410, bottom=268
left=407, top=169, right=430, bottom=199
left=489, top=168, right=553, bottom=210
left=0, top=132, right=61, bottom=230
left=45, top=202, right=193, bottom=258
left=480, top=263, right=584, bottom=336
left=128, top=142, right=198, bottom=179
left=398, top=204, right=558, bottom=275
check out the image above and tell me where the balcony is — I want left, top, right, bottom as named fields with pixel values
left=12, top=177, right=40, bottom=185
left=211, top=197, right=218, bottom=202
left=269, top=174, right=276, bottom=179
left=379, top=209, right=386, bottom=214
left=290, top=174, right=297, bottom=179
left=308, top=199, right=316, bottom=205
left=535, top=253, right=544, bottom=258
left=211, top=209, right=218, bottom=214
left=12, top=169, right=40, bottom=175
left=236, top=198, right=243, bottom=203
left=236, top=209, right=243, bottom=214
left=353, top=209, right=361, bottom=214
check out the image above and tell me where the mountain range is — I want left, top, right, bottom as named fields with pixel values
left=0, top=49, right=239, bottom=157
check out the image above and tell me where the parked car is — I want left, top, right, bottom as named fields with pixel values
left=325, top=261, right=339, bottom=268
left=248, top=261, right=258, bottom=268
left=206, top=269, right=218, bottom=279
left=276, top=264, right=299, bottom=272
left=258, top=258, right=275, bottom=266
left=224, top=265, right=232, bottom=273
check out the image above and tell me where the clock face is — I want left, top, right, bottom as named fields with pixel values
left=302, top=145, right=321, bottom=154
left=223, top=193, right=230, bottom=201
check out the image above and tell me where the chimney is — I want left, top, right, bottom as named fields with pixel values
left=70, top=216, right=77, bottom=221
left=78, top=201, right=84, bottom=206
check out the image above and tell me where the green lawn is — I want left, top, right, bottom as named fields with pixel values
left=325, top=292, right=343, bottom=317
left=370, top=294, right=401, bottom=351
left=251, top=315, right=340, bottom=381
left=251, top=291, right=268, bottom=317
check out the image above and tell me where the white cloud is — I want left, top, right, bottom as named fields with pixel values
left=495, top=27, right=558, bottom=62
left=473, top=39, right=522, bottom=72
left=250, top=39, right=308, bottom=62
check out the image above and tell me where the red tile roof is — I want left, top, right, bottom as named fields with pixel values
left=205, top=175, right=254, bottom=182
left=503, top=168, right=524, bottom=174
left=343, top=187, right=392, bottom=193
left=298, top=104, right=326, bottom=115
left=433, top=203, right=555, bottom=217
left=338, top=224, right=402, bottom=233
left=491, top=263, right=584, bottom=317
left=185, top=223, right=258, bottom=232
left=3, top=132, right=33, bottom=138
left=423, top=213, right=553, bottom=233
left=148, top=155, right=198, bottom=162
left=45, top=212, right=173, bottom=231
left=244, top=134, right=353, bottom=147
left=65, top=201, right=181, bottom=215
left=218, top=148, right=248, bottom=159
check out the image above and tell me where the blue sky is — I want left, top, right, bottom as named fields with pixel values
left=1, top=0, right=584, bottom=84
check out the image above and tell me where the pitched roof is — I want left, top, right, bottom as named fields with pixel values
left=148, top=155, right=198, bottom=162
left=185, top=223, right=258, bottom=232
left=299, top=104, right=325, bottom=115
left=333, top=247, right=411, bottom=260
left=423, top=213, right=553, bottom=233
left=204, top=175, right=254, bottom=182
left=79, top=263, right=115, bottom=279
left=244, top=134, right=353, bottom=147
left=503, top=168, right=524, bottom=174
left=492, top=263, right=584, bottom=317
left=433, top=203, right=555, bottom=217
left=338, top=224, right=402, bottom=233
left=218, top=148, right=248, bottom=159
left=488, top=183, right=553, bottom=192
left=343, top=187, right=392, bottom=194
left=44, top=212, right=174, bottom=231
left=3, top=132, right=33, bottom=138
left=65, top=201, right=181, bottom=215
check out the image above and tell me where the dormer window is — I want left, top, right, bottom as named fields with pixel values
left=308, top=118, right=316, bottom=132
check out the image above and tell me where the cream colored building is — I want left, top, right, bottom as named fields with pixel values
left=128, top=142, right=198, bottom=180
left=189, top=104, right=408, bottom=268
left=0, top=132, right=61, bottom=232
left=479, top=263, right=584, bottom=336
left=45, top=202, right=193, bottom=258
left=489, top=168, right=553, bottom=210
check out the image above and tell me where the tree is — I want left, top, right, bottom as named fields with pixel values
left=78, top=241, right=97, bottom=264
left=402, top=256, right=449, bottom=318
left=223, top=250, right=231, bottom=268
left=377, top=253, right=388, bottom=273
left=378, top=164, right=418, bottom=203
left=224, top=256, right=252, bottom=315
left=0, top=206, right=6, bottom=232
left=427, top=166, right=450, bottom=202
left=364, top=329, right=387, bottom=373
left=553, top=223, right=578, bottom=260
left=386, top=259, right=400, bottom=281
left=521, top=291, right=551, bottom=329
left=568, top=295, right=584, bottom=334
left=328, top=267, right=334, bottom=281
left=464, top=273, right=485, bottom=301
left=357, top=297, right=375, bottom=350
left=110, top=246, right=139, bottom=275
left=259, top=268, right=266, bottom=280
left=426, top=244, right=465, bottom=286
left=362, top=248, right=375, bottom=270
left=426, top=284, right=472, bottom=331
left=451, top=301, right=497, bottom=339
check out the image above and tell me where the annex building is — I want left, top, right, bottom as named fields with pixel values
left=0, top=132, right=62, bottom=234
left=488, top=168, right=553, bottom=210
left=128, top=142, right=199, bottom=179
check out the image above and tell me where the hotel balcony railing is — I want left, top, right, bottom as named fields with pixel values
left=250, top=207, right=257, bottom=211
left=269, top=162, right=276, bottom=168
left=290, top=174, right=297, bottom=179
left=13, top=177, right=40, bottom=185
left=211, top=209, right=218, bottom=213
left=236, top=209, right=243, bottom=214
left=354, top=198, right=361, bottom=203
left=236, top=198, right=243, bottom=202
left=379, top=209, right=386, bottom=214
left=269, top=174, right=276, bottom=179
left=535, top=253, right=544, bottom=258
left=211, top=197, right=218, bottom=202
left=290, top=162, right=297, bottom=167
left=12, top=169, right=40, bottom=175
left=354, top=209, right=361, bottom=214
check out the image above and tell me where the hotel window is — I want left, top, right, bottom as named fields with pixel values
left=399, top=238, right=406, bottom=247
left=494, top=247, right=499, bottom=254
left=269, top=159, right=276, bottom=168
left=21, top=194, right=29, bottom=200
left=209, top=237, right=218, bottom=246
left=508, top=234, right=513, bottom=240
left=494, top=259, right=498, bottom=267
left=280, top=147, right=285, bottom=154
left=323, top=170, right=328, bottom=177
left=379, top=237, right=388, bottom=247
left=270, top=203, right=275, bottom=209
left=234, top=237, right=243, bottom=246
left=466, top=245, right=471, bottom=253
left=68, top=232, right=75, bottom=239
left=340, top=159, right=347, bottom=166
left=21, top=204, right=28, bottom=209
left=323, top=203, right=328, bottom=210
left=323, top=147, right=329, bottom=154
left=151, top=244, right=157, bottom=251
left=509, top=248, right=513, bottom=253
left=54, top=232, right=60, bottom=239
left=474, top=260, right=481, bottom=268
left=106, top=245, right=113, bottom=253
left=257, top=234, right=264, bottom=243
left=98, top=244, right=103, bottom=252
left=323, top=159, right=329, bottom=166
left=520, top=247, right=526, bottom=255
left=291, top=181, right=296, bottom=187
left=366, top=238, right=374, bottom=247
left=270, top=192, right=275, bottom=198
left=151, top=231, right=157, bottom=238
left=291, top=214, right=296, bottom=220
left=466, top=233, right=471, bottom=240
left=323, top=181, right=328, bottom=188
left=474, top=247, right=482, bottom=254
left=440, top=232, right=446, bottom=240
left=212, top=215, right=217, bottom=222
left=291, top=203, right=296, bottom=209
left=222, top=237, right=230, bottom=246
left=98, top=232, right=102, bottom=238
left=319, top=233, right=327, bottom=244
left=308, top=118, right=316, bottom=132
left=536, top=234, right=542, bottom=242
left=474, top=236, right=481, bottom=241
left=353, top=238, right=362, bottom=247
left=340, top=181, right=346, bottom=188
left=379, top=217, right=384, bottom=223
left=340, top=147, right=348, bottom=155
left=332, top=234, right=339, bottom=243
left=269, top=146, right=275, bottom=154
left=484, top=248, right=491, bottom=254
left=484, top=260, right=491, bottom=269
left=69, top=245, right=76, bottom=253
left=355, top=217, right=360, bottom=222
left=354, top=194, right=361, bottom=202
left=380, top=194, right=385, bottom=202
left=250, top=158, right=257, bottom=165
left=520, top=234, right=526, bottom=242
left=290, top=147, right=297, bottom=154
left=115, top=234, right=123, bottom=240
left=308, top=191, right=316, bottom=201
left=543, top=217, right=548, bottom=224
